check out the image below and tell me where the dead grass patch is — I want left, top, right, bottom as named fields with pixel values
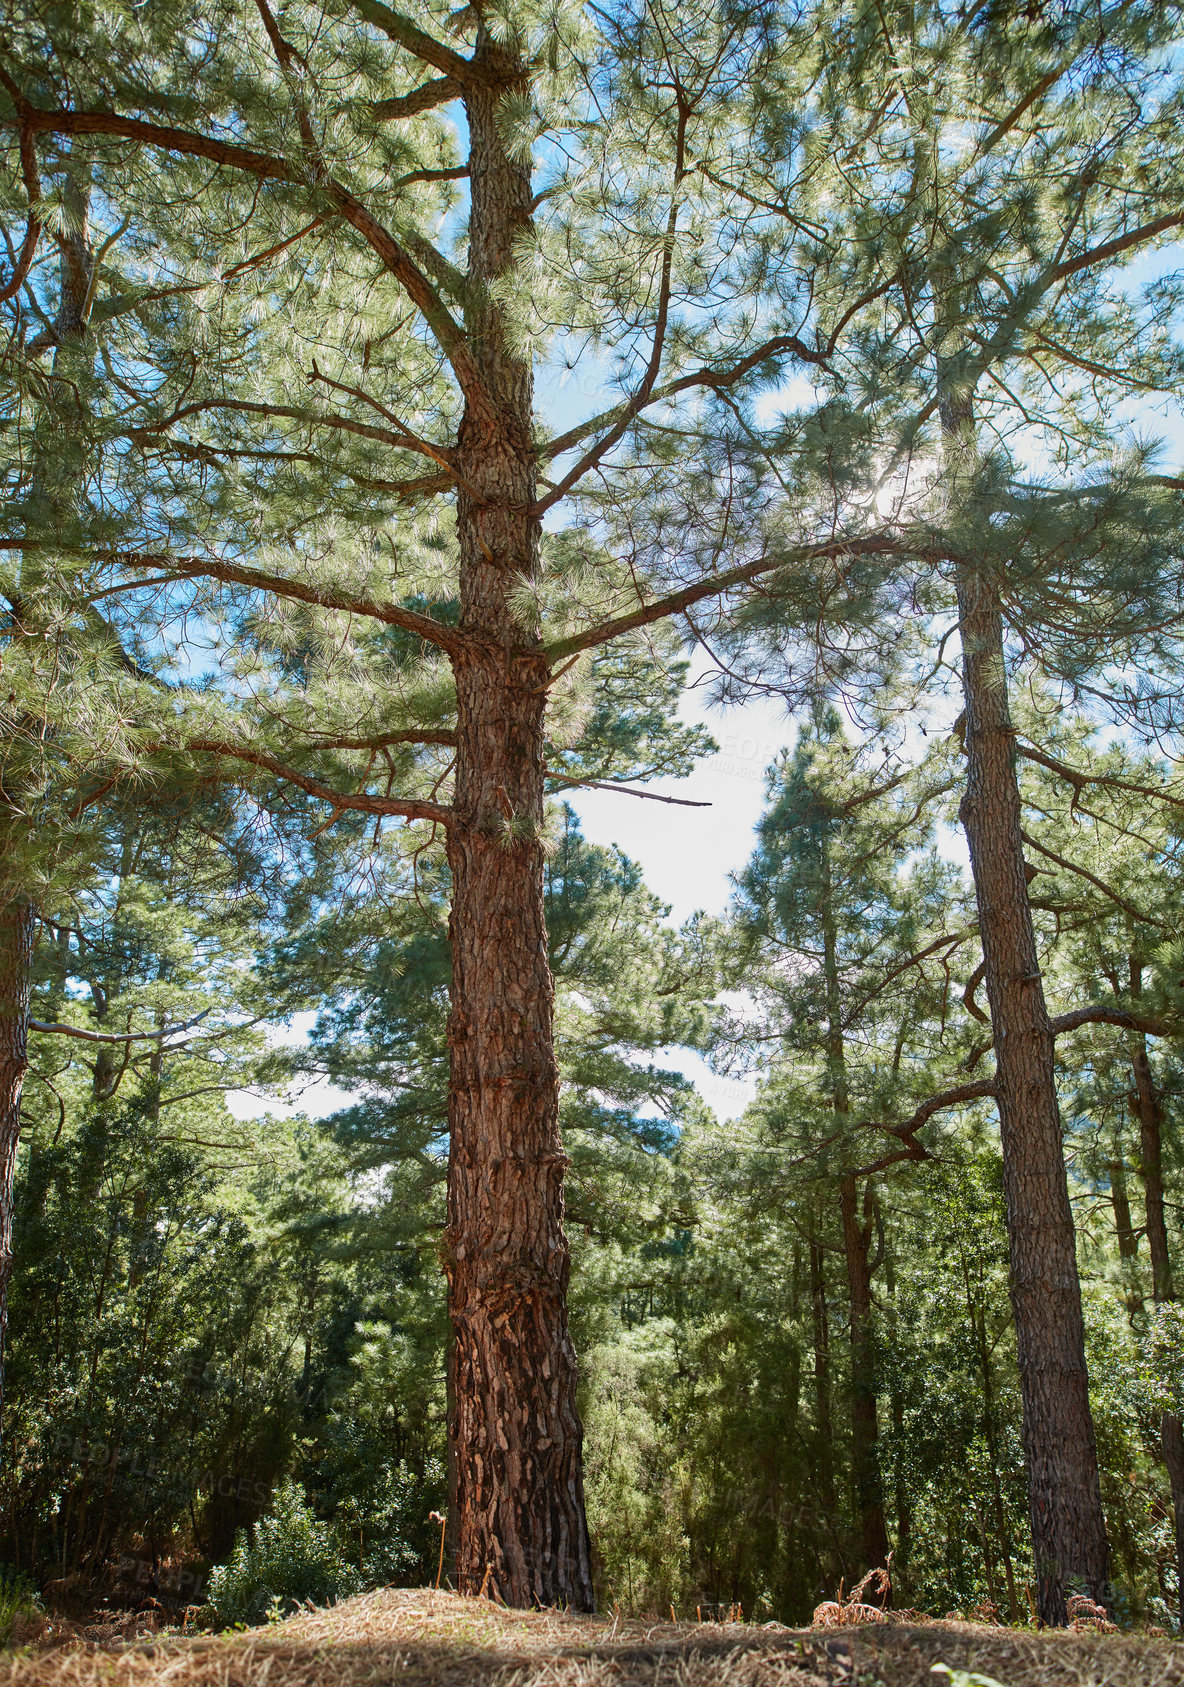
left=0, top=1587, right=1177, bottom=1687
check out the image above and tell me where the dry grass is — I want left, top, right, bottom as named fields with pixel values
left=0, top=1588, right=1180, bottom=1687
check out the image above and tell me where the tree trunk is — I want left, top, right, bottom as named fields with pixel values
left=0, top=897, right=35, bottom=1445
left=1106, top=1151, right=1143, bottom=1322
left=1128, top=961, right=1174, bottom=1303
left=953, top=557, right=1110, bottom=1622
left=840, top=1175, right=891, bottom=1574
left=0, top=164, right=95, bottom=1456
left=1162, top=1412, right=1184, bottom=1627
left=1124, top=965, right=1184, bottom=1627
left=819, top=826, right=889, bottom=1574
left=1107, top=1155, right=1138, bottom=1265
left=809, top=1236, right=836, bottom=1513
left=961, top=1248, right=1019, bottom=1620
left=442, top=36, right=593, bottom=1611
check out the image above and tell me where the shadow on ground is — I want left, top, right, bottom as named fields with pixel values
left=3, top=1588, right=1181, bottom=1687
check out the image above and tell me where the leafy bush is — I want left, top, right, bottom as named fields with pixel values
left=0, top=1566, right=43, bottom=1646
left=205, top=1480, right=359, bottom=1628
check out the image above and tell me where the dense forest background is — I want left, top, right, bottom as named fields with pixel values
left=5, top=685, right=1182, bottom=1626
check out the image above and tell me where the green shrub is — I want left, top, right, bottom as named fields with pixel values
left=205, top=1480, right=359, bottom=1628
left=0, top=1567, right=42, bottom=1646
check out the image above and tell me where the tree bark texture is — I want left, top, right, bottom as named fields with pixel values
left=0, top=896, right=34, bottom=1443
left=442, top=36, right=593, bottom=1611
left=840, top=1174, right=891, bottom=1575
left=954, top=559, right=1110, bottom=1623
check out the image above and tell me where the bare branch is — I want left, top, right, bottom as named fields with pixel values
left=544, top=770, right=710, bottom=807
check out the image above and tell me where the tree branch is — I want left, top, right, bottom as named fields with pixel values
left=1049, top=1003, right=1169, bottom=1038
left=371, top=75, right=460, bottom=120
left=544, top=770, right=710, bottom=807
left=0, top=117, right=41, bottom=305
left=852, top=1078, right=998, bottom=1176
left=82, top=549, right=466, bottom=654
left=537, top=304, right=891, bottom=469
left=182, top=737, right=454, bottom=825
left=1016, top=739, right=1184, bottom=811
left=11, top=101, right=493, bottom=419
left=346, top=0, right=477, bottom=82
left=1049, top=211, right=1184, bottom=285
left=127, top=395, right=425, bottom=453
left=1019, top=828, right=1168, bottom=930
left=542, top=535, right=900, bottom=662
left=963, top=960, right=988, bottom=1025
left=29, top=1009, right=213, bottom=1044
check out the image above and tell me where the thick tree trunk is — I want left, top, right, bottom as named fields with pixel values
left=442, top=37, right=593, bottom=1610
left=0, top=897, right=34, bottom=1443
left=840, top=1174, right=891, bottom=1574
left=953, top=559, right=1110, bottom=1623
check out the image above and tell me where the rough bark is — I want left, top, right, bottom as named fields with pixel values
left=953, top=557, right=1110, bottom=1622
left=0, top=897, right=34, bottom=1442
left=442, top=34, right=593, bottom=1610
left=840, top=1174, right=891, bottom=1574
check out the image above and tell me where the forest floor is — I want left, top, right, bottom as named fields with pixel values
left=2, top=1588, right=1182, bottom=1687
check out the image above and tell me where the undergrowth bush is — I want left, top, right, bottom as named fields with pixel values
left=205, top=1480, right=359, bottom=1628
left=0, top=1566, right=42, bottom=1645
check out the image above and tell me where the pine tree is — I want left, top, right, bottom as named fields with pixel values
left=0, top=0, right=901, bottom=1603
left=706, top=3, right=1184, bottom=1622
left=725, top=710, right=978, bottom=1580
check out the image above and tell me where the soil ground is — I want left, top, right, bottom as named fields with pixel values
left=4, top=1589, right=1182, bottom=1687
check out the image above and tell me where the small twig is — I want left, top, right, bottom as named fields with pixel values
left=430, top=1511, right=446, bottom=1590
